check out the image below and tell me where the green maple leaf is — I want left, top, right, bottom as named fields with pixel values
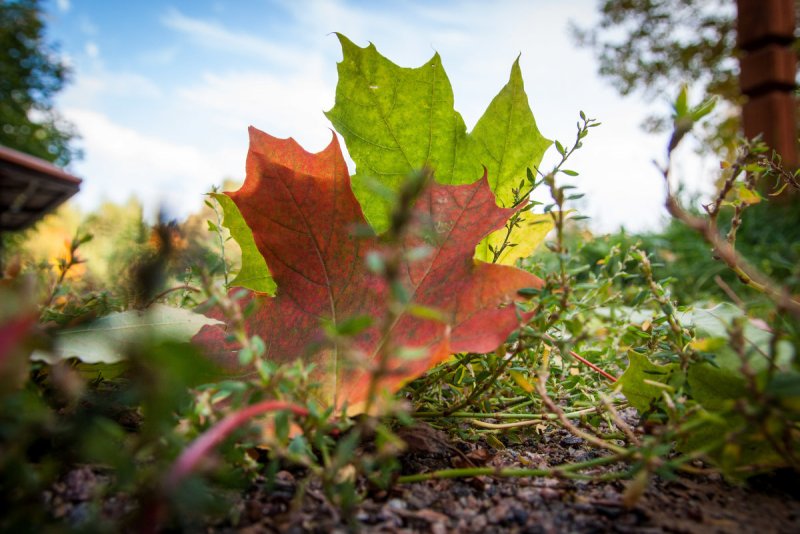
left=471, top=57, right=552, bottom=208
left=325, top=34, right=551, bottom=236
left=325, top=34, right=481, bottom=233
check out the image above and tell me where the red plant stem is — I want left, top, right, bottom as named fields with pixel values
left=567, top=348, right=617, bottom=382
left=166, top=400, right=309, bottom=490
left=541, top=333, right=617, bottom=383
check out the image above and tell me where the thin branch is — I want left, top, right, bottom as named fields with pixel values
left=397, top=453, right=627, bottom=484
left=145, top=284, right=201, bottom=308
left=661, top=164, right=800, bottom=320
left=469, top=405, right=601, bottom=429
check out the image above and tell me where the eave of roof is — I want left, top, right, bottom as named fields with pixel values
left=0, top=145, right=82, bottom=232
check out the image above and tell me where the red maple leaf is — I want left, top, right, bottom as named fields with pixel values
left=194, top=127, right=542, bottom=411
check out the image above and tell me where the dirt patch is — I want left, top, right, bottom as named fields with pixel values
left=209, top=428, right=799, bottom=533
left=45, top=428, right=800, bottom=533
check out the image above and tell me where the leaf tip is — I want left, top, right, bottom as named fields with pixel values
left=510, top=55, right=523, bottom=77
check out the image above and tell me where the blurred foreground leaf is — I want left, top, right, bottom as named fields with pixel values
left=32, top=304, right=222, bottom=364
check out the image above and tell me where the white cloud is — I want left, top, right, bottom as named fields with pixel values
left=139, top=46, right=179, bottom=66
left=176, top=66, right=333, bottom=152
left=79, top=17, right=98, bottom=36
left=160, top=8, right=304, bottom=66
left=64, top=108, right=230, bottom=219
left=84, top=41, right=99, bottom=59
left=65, top=71, right=162, bottom=106
left=56, top=0, right=70, bottom=13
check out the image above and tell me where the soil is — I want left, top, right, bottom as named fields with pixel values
left=47, top=424, right=800, bottom=533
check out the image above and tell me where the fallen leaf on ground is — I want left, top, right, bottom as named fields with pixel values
left=194, top=127, right=543, bottom=412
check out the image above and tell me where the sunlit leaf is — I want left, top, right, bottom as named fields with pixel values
left=194, top=128, right=542, bottom=412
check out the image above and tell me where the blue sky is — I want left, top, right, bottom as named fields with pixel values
left=44, top=0, right=709, bottom=232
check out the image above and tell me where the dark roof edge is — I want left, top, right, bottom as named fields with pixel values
left=0, top=144, right=82, bottom=185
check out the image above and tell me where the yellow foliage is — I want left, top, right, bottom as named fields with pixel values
left=475, top=212, right=555, bottom=265
left=509, top=369, right=535, bottom=393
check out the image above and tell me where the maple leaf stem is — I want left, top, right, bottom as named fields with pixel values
left=165, top=400, right=308, bottom=490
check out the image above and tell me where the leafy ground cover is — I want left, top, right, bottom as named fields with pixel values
left=1, top=36, right=799, bottom=532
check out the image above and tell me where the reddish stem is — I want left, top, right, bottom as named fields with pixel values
left=567, top=349, right=617, bottom=382
left=166, top=400, right=309, bottom=489
left=542, top=334, right=617, bottom=383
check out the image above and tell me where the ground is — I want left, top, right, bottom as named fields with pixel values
left=46, top=424, right=800, bottom=533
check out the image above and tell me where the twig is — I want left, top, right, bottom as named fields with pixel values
left=144, top=284, right=201, bottom=308
left=441, top=345, right=530, bottom=416
left=535, top=357, right=626, bottom=454
left=414, top=404, right=626, bottom=421
left=661, top=165, right=800, bottom=320
left=44, top=233, right=90, bottom=309
left=714, top=275, right=745, bottom=308
left=470, top=405, right=602, bottom=429
left=599, top=393, right=640, bottom=446
left=397, top=453, right=627, bottom=483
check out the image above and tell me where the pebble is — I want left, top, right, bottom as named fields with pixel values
left=387, top=498, right=407, bottom=511
left=540, top=487, right=561, bottom=501
left=560, top=435, right=585, bottom=447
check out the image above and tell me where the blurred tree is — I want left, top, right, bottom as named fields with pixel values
left=573, top=0, right=799, bottom=155
left=0, top=0, right=79, bottom=165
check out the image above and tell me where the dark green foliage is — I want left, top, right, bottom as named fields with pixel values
left=0, top=0, right=79, bottom=164
left=629, top=202, right=800, bottom=305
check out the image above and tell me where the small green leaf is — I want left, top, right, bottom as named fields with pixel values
left=617, top=352, right=680, bottom=413
left=690, top=97, right=717, bottom=121
left=238, top=347, right=254, bottom=365
left=517, top=287, right=540, bottom=297
left=674, top=84, right=689, bottom=117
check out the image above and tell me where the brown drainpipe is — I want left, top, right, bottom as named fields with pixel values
left=737, top=0, right=798, bottom=169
